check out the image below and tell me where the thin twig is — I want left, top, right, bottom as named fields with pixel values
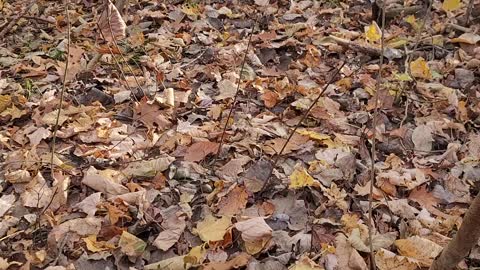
left=214, top=20, right=256, bottom=161
left=50, top=0, right=70, bottom=173
left=21, top=16, right=56, bottom=24
left=259, top=61, right=347, bottom=193
left=105, top=1, right=147, bottom=99
left=0, top=1, right=35, bottom=37
left=368, top=0, right=386, bottom=268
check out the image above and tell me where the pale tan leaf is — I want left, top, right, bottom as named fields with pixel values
left=97, top=0, right=126, bottom=42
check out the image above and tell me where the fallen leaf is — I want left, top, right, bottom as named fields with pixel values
left=450, top=33, right=480, bottom=44
left=375, top=248, right=418, bottom=270
left=235, top=217, right=272, bottom=254
left=27, top=127, right=51, bottom=147
left=395, top=236, right=443, bottom=267
left=202, top=252, right=251, bottom=270
left=0, top=194, right=15, bottom=218
left=289, top=166, right=316, bottom=189
left=217, top=185, right=248, bottom=216
left=97, top=0, right=126, bottom=42
left=145, top=255, right=186, bottom=270
left=119, top=231, right=146, bottom=257
left=184, top=141, right=219, bottom=162
left=215, top=79, right=237, bottom=100
left=365, top=21, right=381, bottom=43
left=82, top=167, right=129, bottom=196
left=290, top=255, right=324, bottom=270
left=217, top=156, right=251, bottom=181
left=153, top=206, right=186, bottom=251
left=122, top=156, right=174, bottom=177
left=56, top=45, right=84, bottom=82
left=410, top=57, right=431, bottom=79
left=75, top=192, right=101, bottom=217
left=21, top=173, right=54, bottom=208
left=83, top=235, right=115, bottom=252
left=51, top=217, right=102, bottom=241
left=261, top=90, right=280, bottom=108
left=335, top=234, right=368, bottom=270
left=195, top=214, right=231, bottom=242
left=442, top=0, right=462, bottom=12
left=412, top=125, right=433, bottom=153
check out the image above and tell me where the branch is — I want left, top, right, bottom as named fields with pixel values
left=0, top=1, right=35, bottom=38
left=430, top=192, right=480, bottom=270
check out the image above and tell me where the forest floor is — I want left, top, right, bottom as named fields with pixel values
left=0, top=0, right=479, bottom=269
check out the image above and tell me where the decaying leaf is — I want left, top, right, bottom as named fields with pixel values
left=119, top=231, right=147, bottom=257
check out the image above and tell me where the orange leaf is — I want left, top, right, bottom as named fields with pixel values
left=261, top=90, right=279, bottom=108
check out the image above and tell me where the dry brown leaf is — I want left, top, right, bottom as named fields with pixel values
left=51, top=217, right=102, bottom=241
left=261, top=90, right=280, bottom=108
left=75, top=192, right=101, bottom=217
left=217, top=156, right=251, bottom=180
left=21, top=173, right=54, bottom=209
left=153, top=206, right=186, bottom=251
left=97, top=0, right=126, bottom=42
left=122, top=156, right=175, bottom=177
left=202, top=252, right=251, bottom=270
left=0, top=194, right=15, bottom=218
left=184, top=141, right=219, bottom=162
left=235, top=217, right=272, bottom=254
left=335, top=233, right=368, bottom=270
left=195, top=214, right=231, bottom=242
left=216, top=185, right=248, bottom=216
left=82, top=167, right=129, bottom=196
left=375, top=248, right=418, bottom=270
left=56, top=45, right=84, bottom=82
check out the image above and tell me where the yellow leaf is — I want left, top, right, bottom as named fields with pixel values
left=0, top=95, right=12, bottom=112
left=195, top=215, right=231, bottom=242
left=404, top=15, right=421, bottom=31
left=410, top=57, right=431, bottom=79
left=395, top=236, right=443, bottom=267
left=83, top=235, right=114, bottom=252
left=289, top=166, right=315, bottom=189
left=365, top=21, right=381, bottom=43
left=442, top=0, right=462, bottom=12
left=184, top=244, right=207, bottom=266
left=296, top=129, right=331, bottom=141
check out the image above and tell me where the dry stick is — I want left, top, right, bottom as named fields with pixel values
left=368, top=0, right=386, bottom=268
left=51, top=0, right=70, bottom=173
left=214, top=21, right=256, bottom=161
left=464, top=0, right=475, bottom=26
left=430, top=191, right=480, bottom=270
left=0, top=1, right=35, bottom=37
left=105, top=2, right=147, bottom=99
left=96, top=23, right=138, bottom=102
left=259, top=61, right=347, bottom=193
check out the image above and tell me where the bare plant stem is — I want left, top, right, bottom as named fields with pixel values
left=368, top=0, right=386, bottom=268
left=259, top=61, right=347, bottom=193
left=50, top=0, right=70, bottom=173
left=214, top=21, right=256, bottom=161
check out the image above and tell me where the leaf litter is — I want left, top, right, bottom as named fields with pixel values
left=0, top=0, right=479, bottom=269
